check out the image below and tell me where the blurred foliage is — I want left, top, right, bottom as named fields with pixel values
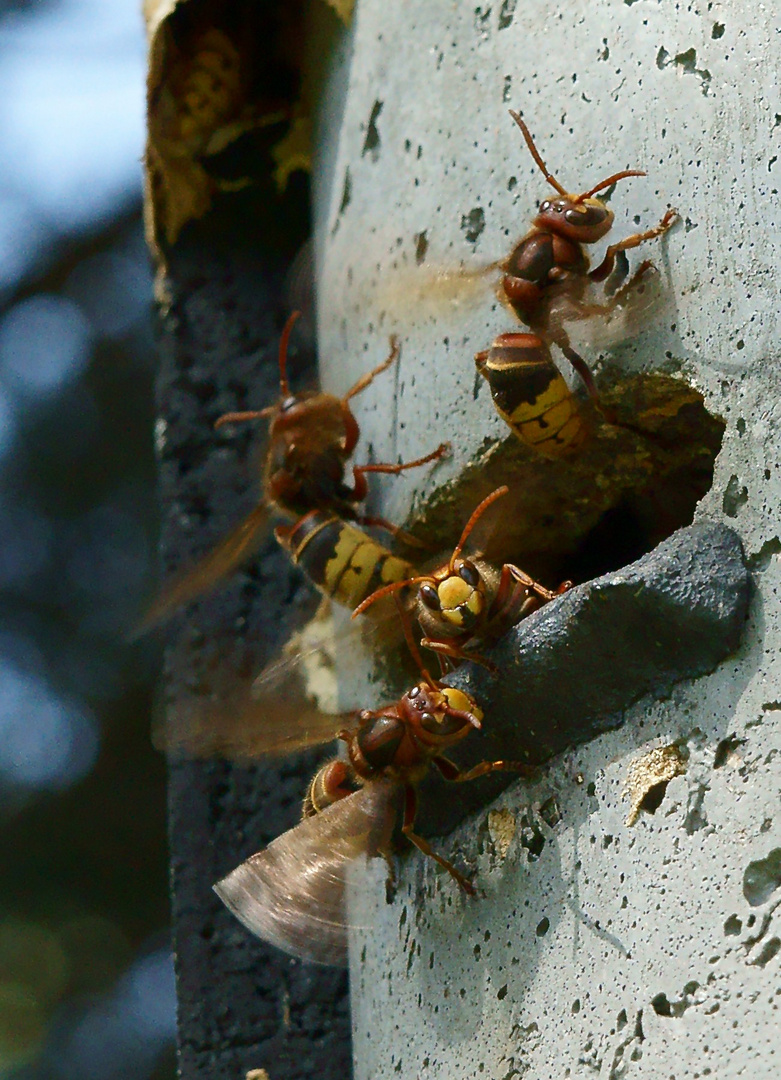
left=0, top=210, right=174, bottom=1079
left=0, top=0, right=349, bottom=1073
left=0, top=1, right=173, bottom=1076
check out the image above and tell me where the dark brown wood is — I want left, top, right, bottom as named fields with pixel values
left=156, top=185, right=352, bottom=1078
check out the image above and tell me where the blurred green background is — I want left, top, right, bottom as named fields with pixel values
left=0, top=2, right=173, bottom=1077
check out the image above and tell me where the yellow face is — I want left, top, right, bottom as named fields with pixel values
left=418, top=559, right=485, bottom=633
left=406, top=682, right=483, bottom=739
left=437, top=574, right=483, bottom=626
left=443, top=687, right=484, bottom=725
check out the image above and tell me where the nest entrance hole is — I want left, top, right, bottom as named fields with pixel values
left=404, top=371, right=725, bottom=589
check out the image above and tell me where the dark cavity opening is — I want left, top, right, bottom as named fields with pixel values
left=638, top=780, right=669, bottom=816
left=651, top=993, right=671, bottom=1016
left=714, top=734, right=744, bottom=769
left=519, top=814, right=546, bottom=860
left=406, top=371, right=725, bottom=590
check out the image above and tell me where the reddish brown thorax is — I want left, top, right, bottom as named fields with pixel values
left=501, top=109, right=649, bottom=328
left=502, top=197, right=612, bottom=325
left=346, top=682, right=483, bottom=780
left=263, top=389, right=361, bottom=519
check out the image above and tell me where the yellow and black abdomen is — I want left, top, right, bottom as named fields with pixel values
left=475, top=332, right=586, bottom=456
left=276, top=511, right=415, bottom=610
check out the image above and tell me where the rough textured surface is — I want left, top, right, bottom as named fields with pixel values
left=393, top=372, right=726, bottom=587
left=350, top=615, right=781, bottom=1078
left=157, top=191, right=352, bottom=1078
left=311, top=1, right=781, bottom=1077
left=415, top=518, right=750, bottom=836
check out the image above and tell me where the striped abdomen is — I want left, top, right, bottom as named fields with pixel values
left=277, top=511, right=415, bottom=610
left=475, top=332, right=585, bottom=456
left=302, top=759, right=359, bottom=817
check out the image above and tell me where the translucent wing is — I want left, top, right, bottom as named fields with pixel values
left=247, top=593, right=412, bottom=715
left=158, top=616, right=355, bottom=760
left=159, top=687, right=353, bottom=761
left=371, top=239, right=665, bottom=354
left=156, top=584, right=413, bottom=762
left=371, top=258, right=500, bottom=319
left=250, top=601, right=344, bottom=716
left=284, top=238, right=316, bottom=353
left=214, top=780, right=398, bottom=965
left=132, top=501, right=272, bottom=637
left=547, top=262, right=668, bottom=355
